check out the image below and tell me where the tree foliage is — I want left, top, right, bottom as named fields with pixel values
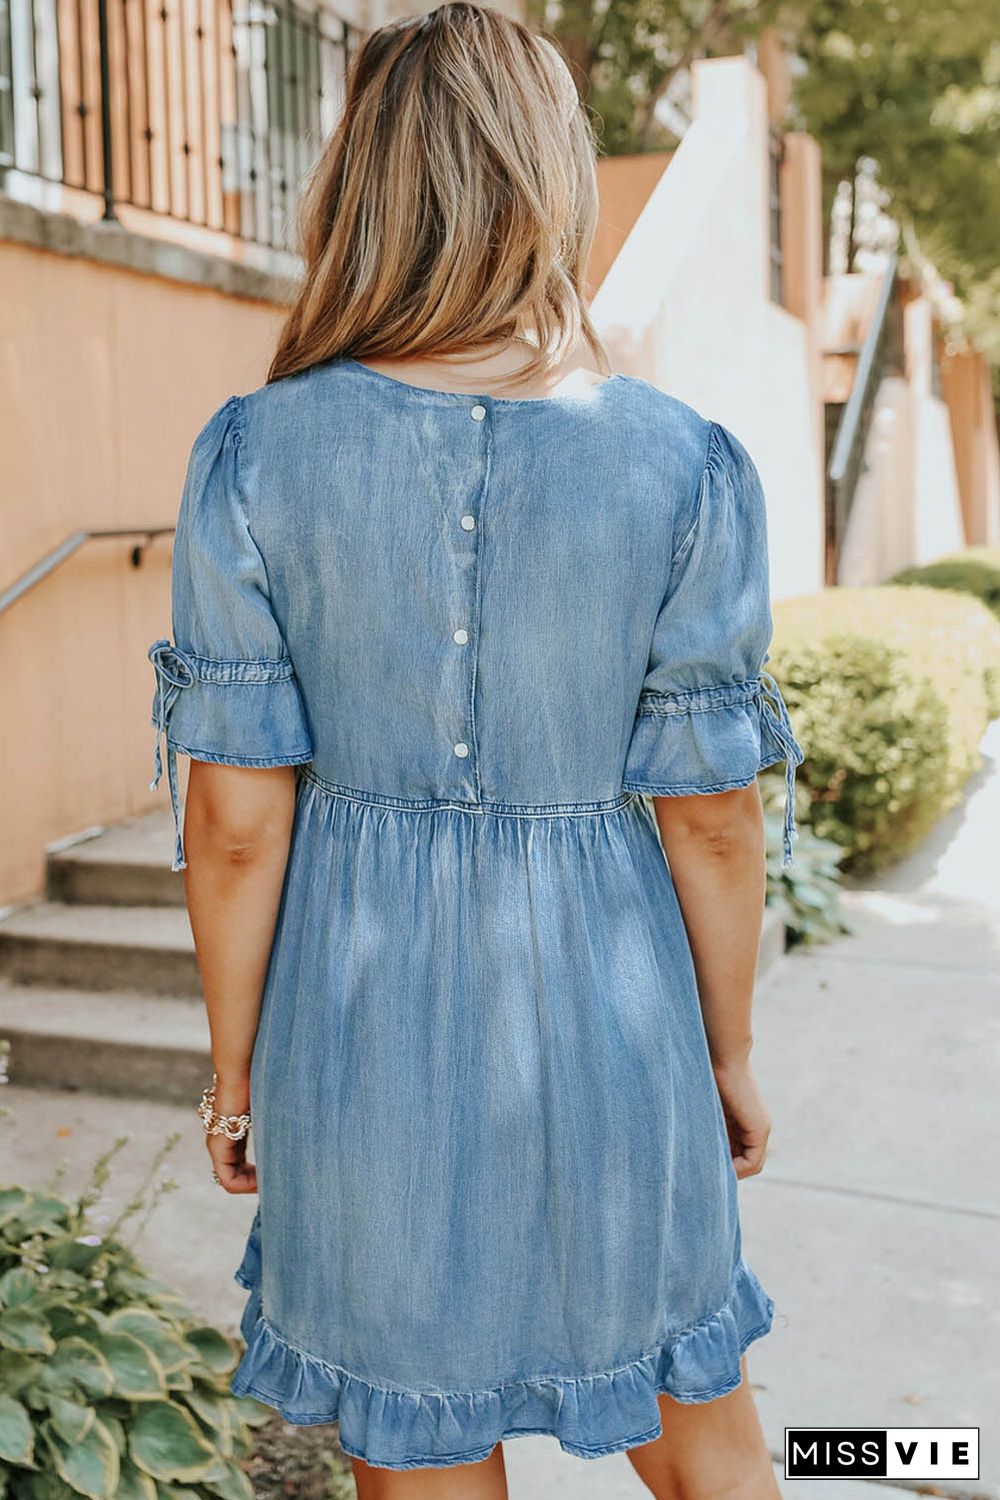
left=526, top=0, right=779, bottom=153
left=781, top=0, right=1000, bottom=360
left=535, top=0, right=1000, bottom=365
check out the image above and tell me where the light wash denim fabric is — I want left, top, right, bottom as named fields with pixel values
left=147, top=357, right=804, bottom=1471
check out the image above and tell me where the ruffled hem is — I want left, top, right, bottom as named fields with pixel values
left=229, top=1218, right=775, bottom=1471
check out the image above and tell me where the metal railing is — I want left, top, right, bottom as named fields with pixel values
left=824, top=252, right=903, bottom=584
left=0, top=526, right=174, bottom=616
left=0, top=0, right=356, bottom=250
left=767, top=122, right=784, bottom=306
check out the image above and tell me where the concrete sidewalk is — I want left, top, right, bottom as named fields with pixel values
left=744, top=718, right=1000, bottom=1499
left=3, top=724, right=998, bottom=1499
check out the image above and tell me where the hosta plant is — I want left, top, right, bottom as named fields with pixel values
left=0, top=1139, right=269, bottom=1500
left=761, top=778, right=851, bottom=947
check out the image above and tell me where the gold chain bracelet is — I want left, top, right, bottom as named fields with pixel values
left=197, top=1075, right=252, bottom=1141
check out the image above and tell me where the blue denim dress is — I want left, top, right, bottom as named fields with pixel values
left=147, top=358, right=804, bottom=1471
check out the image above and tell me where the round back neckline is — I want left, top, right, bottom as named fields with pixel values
left=341, top=356, right=626, bottom=407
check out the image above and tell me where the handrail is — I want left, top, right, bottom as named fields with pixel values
left=0, top=527, right=174, bottom=617
left=825, top=252, right=901, bottom=584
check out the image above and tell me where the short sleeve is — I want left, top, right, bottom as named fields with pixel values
left=622, top=420, right=805, bottom=866
left=146, top=396, right=313, bottom=870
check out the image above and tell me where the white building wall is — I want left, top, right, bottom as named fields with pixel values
left=592, top=55, right=825, bottom=602
left=838, top=298, right=965, bottom=585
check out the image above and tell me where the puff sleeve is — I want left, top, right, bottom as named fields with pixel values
left=622, top=420, right=805, bottom=866
left=147, top=396, right=313, bottom=870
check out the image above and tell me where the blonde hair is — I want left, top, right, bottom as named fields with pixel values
left=268, top=2, right=610, bottom=389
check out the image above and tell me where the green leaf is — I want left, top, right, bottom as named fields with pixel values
left=99, top=1413, right=126, bottom=1456
left=92, top=1331, right=166, bottom=1401
left=0, top=1351, right=38, bottom=1397
left=182, top=1387, right=232, bottom=1456
left=230, top=1394, right=270, bottom=1428
left=116, top=1458, right=158, bottom=1500
left=47, top=1338, right=114, bottom=1400
left=0, top=1308, right=55, bottom=1355
left=0, top=1267, right=38, bottom=1308
left=155, top=1488, right=203, bottom=1500
left=105, top=1312, right=191, bottom=1375
left=6, top=1194, right=71, bottom=1234
left=48, top=1240, right=104, bottom=1274
left=42, top=1417, right=120, bottom=1500
left=106, top=1271, right=190, bottom=1316
left=203, top=1459, right=253, bottom=1500
left=18, top=1476, right=78, bottom=1500
left=45, top=1394, right=95, bottom=1445
left=182, top=1327, right=237, bottom=1376
left=0, top=1188, right=31, bottom=1224
left=128, top=1401, right=219, bottom=1483
left=47, top=1307, right=103, bottom=1341
left=0, top=1392, right=34, bottom=1466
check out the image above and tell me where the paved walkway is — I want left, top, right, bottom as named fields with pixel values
left=4, top=724, right=998, bottom=1498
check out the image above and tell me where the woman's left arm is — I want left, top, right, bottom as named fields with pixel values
left=184, top=759, right=298, bottom=1194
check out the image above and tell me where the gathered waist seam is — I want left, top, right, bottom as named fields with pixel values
left=298, top=767, right=639, bottom=820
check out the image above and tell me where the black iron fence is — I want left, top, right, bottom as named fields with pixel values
left=0, top=0, right=356, bottom=249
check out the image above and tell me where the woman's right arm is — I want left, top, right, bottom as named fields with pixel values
left=652, top=782, right=772, bottom=1180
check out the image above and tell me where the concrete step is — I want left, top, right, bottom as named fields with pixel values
left=47, top=812, right=183, bottom=908
left=0, top=983, right=209, bottom=1104
left=0, top=901, right=199, bottom=997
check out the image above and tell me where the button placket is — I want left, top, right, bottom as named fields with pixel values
left=445, top=399, right=490, bottom=791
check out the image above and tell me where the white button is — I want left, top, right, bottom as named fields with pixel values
left=454, top=741, right=470, bottom=758
left=460, top=514, right=476, bottom=531
left=453, top=628, right=469, bottom=645
left=471, top=405, right=486, bottom=421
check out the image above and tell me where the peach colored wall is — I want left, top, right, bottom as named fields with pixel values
left=780, top=133, right=826, bottom=516
left=940, top=346, right=1000, bottom=546
left=0, top=237, right=284, bottom=903
left=587, top=154, right=671, bottom=296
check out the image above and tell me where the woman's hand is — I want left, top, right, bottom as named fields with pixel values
left=206, top=1075, right=258, bottom=1194
left=713, top=1060, right=771, bottom=1179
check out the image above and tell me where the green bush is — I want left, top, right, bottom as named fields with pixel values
left=890, top=546, right=1000, bottom=624
left=888, top=552, right=1000, bottom=715
left=0, top=1140, right=268, bottom=1500
left=768, top=585, right=1000, bottom=870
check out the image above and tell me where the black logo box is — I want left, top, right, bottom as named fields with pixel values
left=785, top=1428, right=980, bottom=1481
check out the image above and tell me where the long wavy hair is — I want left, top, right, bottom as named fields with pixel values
left=268, top=2, right=610, bottom=389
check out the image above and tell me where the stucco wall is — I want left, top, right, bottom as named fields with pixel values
left=591, top=56, right=825, bottom=603
left=588, top=154, right=671, bottom=296
left=0, top=236, right=284, bottom=902
left=941, top=346, right=1000, bottom=547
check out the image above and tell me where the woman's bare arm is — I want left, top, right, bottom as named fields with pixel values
left=182, top=759, right=298, bottom=1193
left=652, top=782, right=771, bottom=1178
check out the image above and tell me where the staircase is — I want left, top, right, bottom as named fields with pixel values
left=0, top=812, right=210, bottom=1103
left=0, top=811, right=789, bottom=1105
